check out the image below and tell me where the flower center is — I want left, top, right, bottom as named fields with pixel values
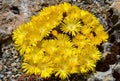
left=68, top=24, right=76, bottom=30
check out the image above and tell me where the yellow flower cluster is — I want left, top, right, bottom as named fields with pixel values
left=12, top=2, right=108, bottom=79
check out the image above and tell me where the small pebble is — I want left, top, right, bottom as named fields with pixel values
left=6, top=71, right=12, bottom=75
left=0, top=61, right=2, bottom=72
left=0, top=74, right=4, bottom=78
left=0, top=65, right=2, bottom=72
left=12, top=68, right=17, bottom=72
left=11, top=62, right=17, bottom=67
left=14, top=56, right=18, bottom=59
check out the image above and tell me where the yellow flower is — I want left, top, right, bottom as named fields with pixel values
left=61, top=16, right=82, bottom=36
left=79, top=60, right=96, bottom=73
left=74, top=44, right=102, bottom=73
left=56, top=34, right=73, bottom=48
left=80, top=10, right=95, bottom=25
left=60, top=8, right=82, bottom=36
left=59, top=2, right=72, bottom=13
left=13, top=22, right=40, bottom=55
left=23, top=47, right=44, bottom=62
left=41, top=39, right=58, bottom=56
left=81, top=26, right=92, bottom=35
left=55, top=70, right=70, bottom=80
left=23, top=54, right=54, bottom=78
left=67, top=53, right=79, bottom=73
left=54, top=56, right=70, bottom=79
left=22, top=63, right=41, bottom=75
left=73, top=34, right=90, bottom=51
left=30, top=5, right=64, bottom=39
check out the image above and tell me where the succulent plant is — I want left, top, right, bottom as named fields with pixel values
left=12, top=2, right=108, bottom=80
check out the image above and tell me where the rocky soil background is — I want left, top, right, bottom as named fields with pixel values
left=0, top=0, right=120, bottom=81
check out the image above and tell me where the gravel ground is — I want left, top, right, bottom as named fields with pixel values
left=0, top=0, right=120, bottom=81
